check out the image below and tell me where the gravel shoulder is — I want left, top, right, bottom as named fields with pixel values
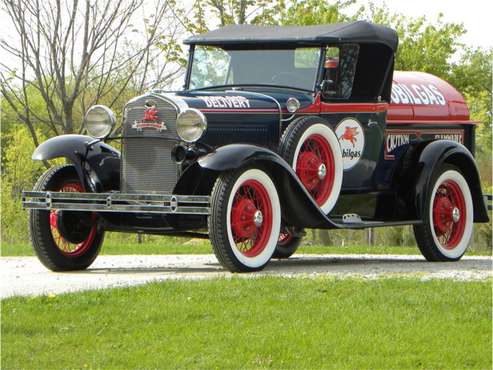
left=1, top=254, right=491, bottom=298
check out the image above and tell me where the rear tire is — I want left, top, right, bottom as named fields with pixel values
left=209, top=168, right=281, bottom=272
left=413, top=164, right=473, bottom=261
left=273, top=226, right=303, bottom=259
left=29, top=165, right=104, bottom=271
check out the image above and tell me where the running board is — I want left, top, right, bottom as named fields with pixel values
left=22, top=191, right=211, bottom=215
left=332, top=216, right=422, bottom=229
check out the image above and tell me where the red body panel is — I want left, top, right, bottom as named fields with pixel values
left=299, top=94, right=389, bottom=114
left=388, top=71, right=471, bottom=124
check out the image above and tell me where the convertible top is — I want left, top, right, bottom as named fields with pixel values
left=184, top=21, right=398, bottom=51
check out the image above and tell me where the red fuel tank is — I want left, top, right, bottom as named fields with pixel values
left=388, top=71, right=471, bottom=124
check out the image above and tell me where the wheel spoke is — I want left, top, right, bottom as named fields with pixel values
left=432, top=179, right=467, bottom=250
left=230, top=179, right=273, bottom=258
left=296, top=134, right=335, bottom=207
left=48, top=181, right=97, bottom=257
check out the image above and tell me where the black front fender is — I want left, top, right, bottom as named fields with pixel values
left=176, top=144, right=339, bottom=228
left=415, top=140, right=488, bottom=222
left=32, top=135, right=120, bottom=192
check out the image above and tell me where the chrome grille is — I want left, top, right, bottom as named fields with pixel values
left=121, top=95, right=178, bottom=193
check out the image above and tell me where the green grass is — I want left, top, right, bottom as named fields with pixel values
left=2, top=237, right=490, bottom=256
left=2, top=277, right=491, bottom=369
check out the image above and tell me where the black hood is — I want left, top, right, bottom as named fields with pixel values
left=175, top=89, right=315, bottom=113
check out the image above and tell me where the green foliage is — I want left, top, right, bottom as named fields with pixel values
left=188, top=0, right=276, bottom=28
left=184, top=0, right=360, bottom=29
left=1, top=126, right=47, bottom=244
left=450, top=47, right=493, bottom=96
left=467, top=91, right=492, bottom=157
left=374, top=11, right=465, bottom=77
left=1, top=85, right=53, bottom=136
left=156, top=37, right=188, bottom=67
left=451, top=48, right=492, bottom=159
left=262, top=0, right=361, bottom=25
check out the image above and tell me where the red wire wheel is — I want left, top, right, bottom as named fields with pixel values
left=414, top=166, right=473, bottom=262
left=432, top=179, right=467, bottom=250
left=49, top=182, right=97, bottom=257
left=295, top=134, right=335, bottom=206
left=230, top=179, right=273, bottom=257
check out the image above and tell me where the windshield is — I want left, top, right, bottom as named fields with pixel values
left=188, top=46, right=321, bottom=91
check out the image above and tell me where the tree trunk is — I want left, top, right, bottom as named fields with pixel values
left=63, top=104, right=74, bottom=134
left=366, top=228, right=375, bottom=246
left=319, top=230, right=332, bottom=245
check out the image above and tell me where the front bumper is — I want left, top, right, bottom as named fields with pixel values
left=22, top=191, right=211, bottom=215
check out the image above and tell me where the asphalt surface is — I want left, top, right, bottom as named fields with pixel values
left=1, top=254, right=491, bottom=298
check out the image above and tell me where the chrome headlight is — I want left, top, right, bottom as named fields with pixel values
left=176, top=108, right=207, bottom=143
left=286, top=97, right=300, bottom=113
left=84, top=105, right=116, bottom=139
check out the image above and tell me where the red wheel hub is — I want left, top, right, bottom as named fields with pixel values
left=50, top=182, right=97, bottom=257
left=432, top=180, right=466, bottom=250
left=230, top=179, right=273, bottom=257
left=433, top=196, right=454, bottom=234
left=296, top=134, right=335, bottom=206
left=231, top=197, right=258, bottom=240
left=297, top=151, right=323, bottom=191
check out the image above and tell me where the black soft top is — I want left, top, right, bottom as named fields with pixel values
left=184, top=21, right=398, bottom=51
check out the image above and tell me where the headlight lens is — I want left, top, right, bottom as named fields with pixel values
left=286, top=97, right=300, bottom=113
left=84, top=105, right=116, bottom=138
left=176, top=109, right=207, bottom=143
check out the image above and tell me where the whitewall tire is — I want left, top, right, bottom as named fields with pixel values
left=414, top=165, right=473, bottom=261
left=279, top=117, right=343, bottom=214
left=209, top=168, right=281, bottom=272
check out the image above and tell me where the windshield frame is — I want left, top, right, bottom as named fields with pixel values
left=184, top=44, right=325, bottom=92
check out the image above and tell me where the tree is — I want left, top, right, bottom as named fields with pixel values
left=186, top=0, right=274, bottom=30
left=367, top=7, right=466, bottom=78
left=0, top=0, right=184, bottom=146
left=182, top=0, right=360, bottom=31
left=0, top=125, right=47, bottom=243
left=261, top=0, right=361, bottom=26
left=450, top=47, right=492, bottom=159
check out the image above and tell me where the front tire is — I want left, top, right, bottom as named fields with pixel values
left=413, top=165, right=473, bottom=261
left=209, top=168, right=281, bottom=272
left=29, top=165, right=104, bottom=271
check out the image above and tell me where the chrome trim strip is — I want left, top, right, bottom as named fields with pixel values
left=22, top=191, right=211, bottom=215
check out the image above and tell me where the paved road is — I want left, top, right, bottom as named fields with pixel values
left=1, top=254, right=491, bottom=298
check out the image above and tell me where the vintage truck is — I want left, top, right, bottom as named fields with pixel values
left=22, top=21, right=489, bottom=272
